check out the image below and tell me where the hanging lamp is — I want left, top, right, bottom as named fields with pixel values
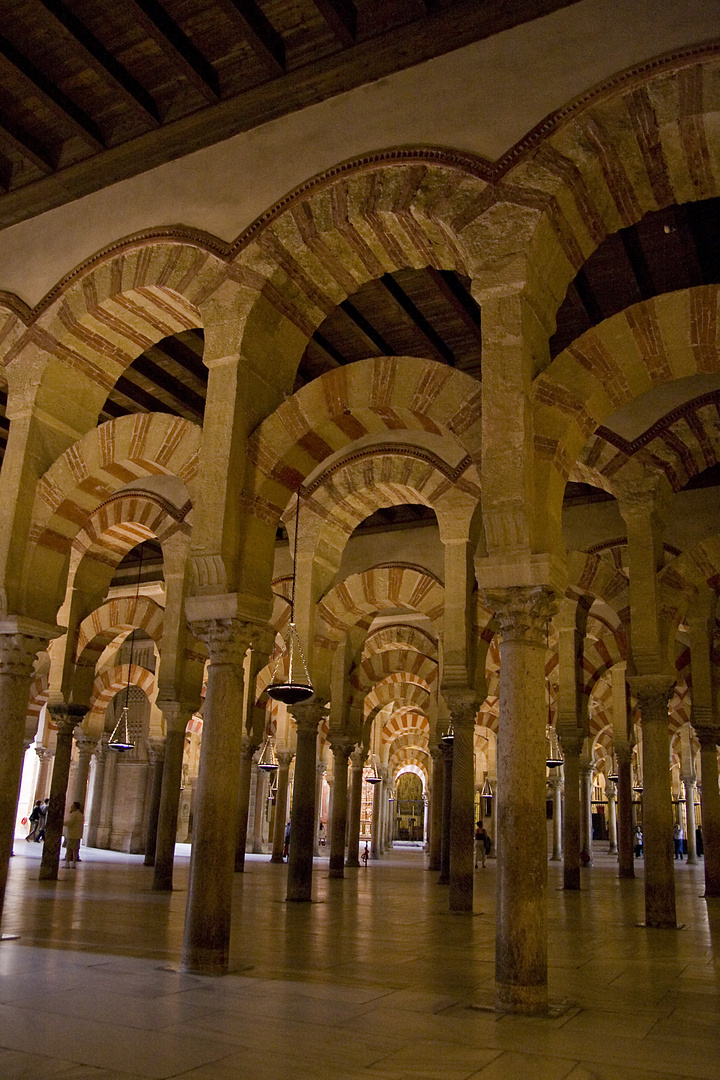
left=608, top=752, right=619, bottom=782
left=480, top=776, right=493, bottom=799
left=266, top=491, right=314, bottom=706
left=108, top=542, right=145, bottom=752
left=365, top=759, right=382, bottom=785
left=441, top=721, right=454, bottom=746
left=257, top=734, right=279, bottom=772
left=545, top=724, right=564, bottom=768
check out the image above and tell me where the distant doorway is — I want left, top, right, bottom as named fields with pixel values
left=394, top=773, right=424, bottom=842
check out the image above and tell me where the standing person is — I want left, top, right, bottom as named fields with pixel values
left=63, top=802, right=84, bottom=868
left=283, top=821, right=291, bottom=862
left=26, top=801, right=41, bottom=841
left=36, top=798, right=49, bottom=842
left=475, top=822, right=488, bottom=868
left=673, top=823, right=683, bottom=860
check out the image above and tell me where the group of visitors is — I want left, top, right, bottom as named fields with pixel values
left=25, top=797, right=85, bottom=867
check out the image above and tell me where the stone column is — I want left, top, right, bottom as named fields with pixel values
left=438, top=739, right=453, bottom=885
left=607, top=781, right=618, bottom=855
left=561, top=736, right=582, bottom=888
left=287, top=701, right=324, bottom=902
left=0, top=628, right=49, bottom=923
left=96, top=742, right=117, bottom=848
left=251, top=763, right=266, bottom=853
left=72, top=733, right=98, bottom=809
left=39, top=704, right=87, bottom=880
left=345, top=746, right=366, bottom=868
left=84, top=737, right=107, bottom=847
left=370, top=769, right=383, bottom=860
left=34, top=745, right=54, bottom=801
left=271, top=751, right=294, bottom=863
left=182, top=617, right=250, bottom=975
left=153, top=702, right=193, bottom=891
left=696, top=728, right=720, bottom=897
left=549, top=776, right=563, bottom=861
left=235, top=736, right=259, bottom=872
left=313, top=761, right=325, bottom=856
left=428, top=746, right=443, bottom=871
left=143, top=736, right=166, bottom=866
left=447, top=693, right=476, bottom=913
left=328, top=736, right=353, bottom=878
left=616, top=745, right=635, bottom=878
left=579, top=755, right=594, bottom=865
left=683, top=774, right=698, bottom=865
left=628, top=674, right=676, bottom=927
left=486, top=586, right=556, bottom=1014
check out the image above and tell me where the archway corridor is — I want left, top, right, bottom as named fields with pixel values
left=1, top=841, right=718, bottom=1080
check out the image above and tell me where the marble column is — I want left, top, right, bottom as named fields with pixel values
left=72, top=733, right=98, bottom=809
left=682, top=775, right=698, bottom=865
left=313, top=761, right=325, bottom=856
left=428, top=746, right=443, bottom=871
left=696, top=728, right=720, bottom=897
left=579, top=756, right=594, bottom=865
left=153, top=702, right=192, bottom=891
left=370, top=769, right=384, bottom=860
left=0, top=628, right=49, bottom=924
left=628, top=675, right=676, bottom=927
left=287, top=700, right=324, bottom=902
left=549, top=776, right=563, bottom=861
left=143, top=736, right=166, bottom=866
left=447, top=694, right=476, bottom=913
left=561, top=736, right=582, bottom=889
left=486, top=586, right=556, bottom=1014
left=39, top=704, right=88, bottom=880
left=235, top=736, right=259, bottom=872
left=34, top=745, right=54, bottom=801
left=438, top=739, right=453, bottom=885
left=616, top=745, right=635, bottom=878
left=328, top=736, right=353, bottom=878
left=271, top=751, right=294, bottom=863
left=96, top=742, right=118, bottom=848
left=345, top=746, right=366, bottom=868
left=251, top=763, right=266, bottom=853
left=607, top=781, right=618, bottom=855
left=182, top=617, right=250, bottom=975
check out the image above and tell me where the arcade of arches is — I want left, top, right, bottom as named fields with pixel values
left=1, top=2, right=720, bottom=1056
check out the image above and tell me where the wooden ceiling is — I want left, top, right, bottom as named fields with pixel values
left=0, top=0, right=579, bottom=227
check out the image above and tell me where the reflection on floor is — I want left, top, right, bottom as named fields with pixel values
left=0, top=841, right=718, bottom=1079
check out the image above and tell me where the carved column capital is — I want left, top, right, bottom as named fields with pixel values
left=190, top=617, right=253, bottom=670
left=276, top=750, right=295, bottom=769
left=350, top=746, right=368, bottom=770
left=290, top=700, right=326, bottom=734
left=240, top=734, right=260, bottom=761
left=0, top=630, right=49, bottom=680
left=444, top=689, right=478, bottom=729
left=74, top=733, right=98, bottom=759
left=48, top=702, right=88, bottom=736
left=482, top=586, right=558, bottom=646
left=35, top=745, right=55, bottom=763
left=328, top=734, right=355, bottom=760
left=627, top=674, right=674, bottom=721
left=695, top=726, right=720, bottom=751
left=146, top=736, right=166, bottom=764
left=94, top=733, right=109, bottom=764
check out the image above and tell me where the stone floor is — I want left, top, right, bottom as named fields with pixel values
left=0, top=841, right=718, bottom=1080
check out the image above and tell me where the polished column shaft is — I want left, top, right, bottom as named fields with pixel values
left=287, top=701, right=324, bottom=901
left=40, top=705, right=87, bottom=881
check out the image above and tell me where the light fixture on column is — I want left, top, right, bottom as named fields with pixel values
left=109, top=542, right=145, bottom=752
left=257, top=734, right=279, bottom=772
left=608, top=753, right=618, bottom=782
left=266, top=490, right=313, bottom=706
left=632, top=753, right=643, bottom=793
left=440, top=721, right=454, bottom=746
left=545, top=725, right=564, bottom=768
left=480, top=776, right=493, bottom=799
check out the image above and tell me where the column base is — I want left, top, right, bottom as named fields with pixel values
left=563, top=869, right=580, bottom=890
left=181, top=946, right=229, bottom=976
left=495, top=981, right=548, bottom=1015
left=345, top=857, right=359, bottom=868
left=270, top=854, right=284, bottom=863
left=328, top=867, right=344, bottom=879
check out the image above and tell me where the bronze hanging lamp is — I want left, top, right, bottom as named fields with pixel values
left=108, top=543, right=144, bottom=752
left=266, top=491, right=314, bottom=706
left=365, top=757, right=382, bottom=785
left=257, top=733, right=279, bottom=772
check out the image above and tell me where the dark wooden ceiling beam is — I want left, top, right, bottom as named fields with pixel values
left=37, top=0, right=161, bottom=126
left=0, top=32, right=104, bottom=149
left=425, top=268, right=483, bottom=343
left=126, top=0, right=220, bottom=102
left=312, top=0, right=357, bottom=47
left=380, top=274, right=455, bottom=365
left=340, top=299, right=396, bottom=356
left=216, top=0, right=286, bottom=75
left=0, top=117, right=55, bottom=174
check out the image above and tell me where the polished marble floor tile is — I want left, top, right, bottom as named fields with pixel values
left=0, top=842, right=718, bottom=1079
